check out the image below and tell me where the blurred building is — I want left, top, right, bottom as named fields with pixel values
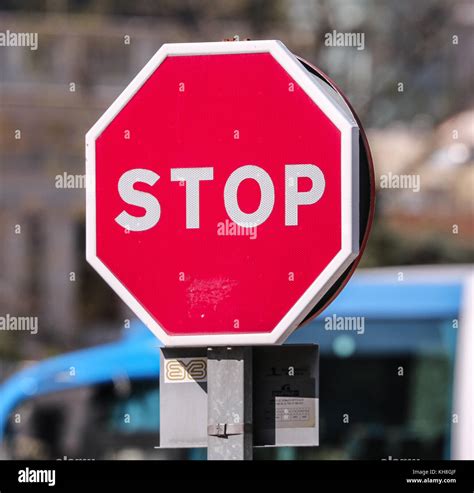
left=370, top=109, right=474, bottom=243
left=0, top=1, right=472, bottom=354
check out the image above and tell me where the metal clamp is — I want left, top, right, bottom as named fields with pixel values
left=207, top=423, right=252, bottom=437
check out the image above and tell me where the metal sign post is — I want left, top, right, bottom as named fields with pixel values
left=207, top=347, right=253, bottom=460
left=159, top=344, right=319, bottom=455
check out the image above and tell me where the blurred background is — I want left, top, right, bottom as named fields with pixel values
left=0, top=0, right=473, bottom=460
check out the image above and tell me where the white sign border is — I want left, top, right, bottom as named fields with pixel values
left=86, top=40, right=359, bottom=346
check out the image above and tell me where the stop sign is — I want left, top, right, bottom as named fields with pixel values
left=86, top=40, right=363, bottom=346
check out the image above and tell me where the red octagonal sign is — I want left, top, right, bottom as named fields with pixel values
left=86, top=40, right=360, bottom=346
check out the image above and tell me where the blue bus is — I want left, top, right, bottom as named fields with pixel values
left=0, top=265, right=472, bottom=460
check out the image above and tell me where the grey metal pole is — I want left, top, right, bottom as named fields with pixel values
left=207, top=347, right=253, bottom=460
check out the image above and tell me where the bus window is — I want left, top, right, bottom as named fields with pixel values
left=255, top=318, right=457, bottom=460
left=5, top=379, right=184, bottom=460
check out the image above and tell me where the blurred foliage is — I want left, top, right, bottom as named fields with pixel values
left=0, top=0, right=282, bottom=24
left=0, top=331, right=20, bottom=360
left=2, top=0, right=471, bottom=129
left=0, top=0, right=472, bottom=357
left=361, top=217, right=474, bottom=268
